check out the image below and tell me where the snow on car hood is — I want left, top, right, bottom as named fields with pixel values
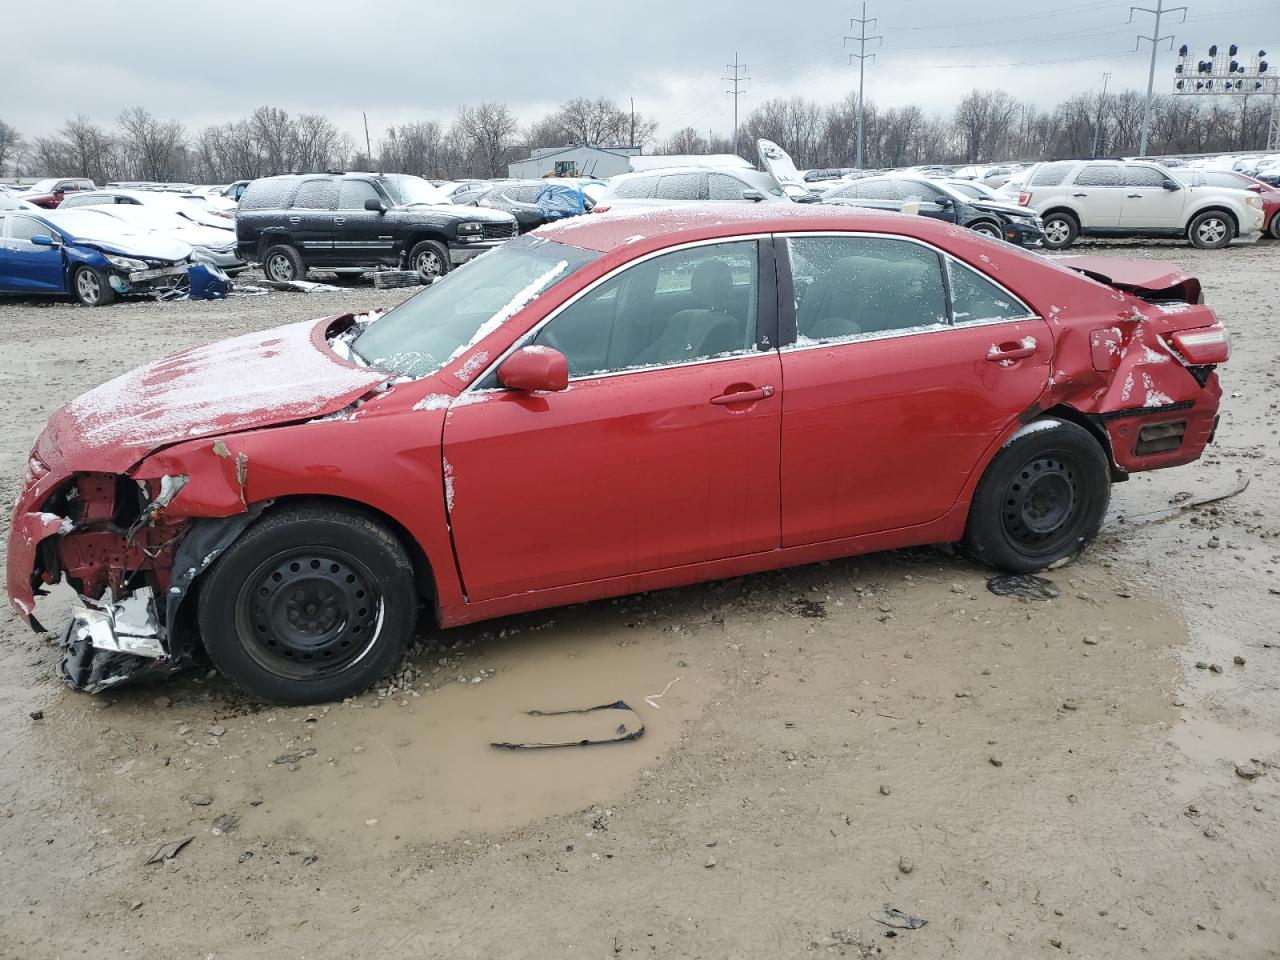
left=40, top=317, right=390, bottom=474
left=41, top=209, right=194, bottom=262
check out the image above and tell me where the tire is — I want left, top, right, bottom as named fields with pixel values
left=963, top=418, right=1111, bottom=573
left=1187, top=210, right=1235, bottom=249
left=1268, top=214, right=1280, bottom=240
left=262, top=243, right=305, bottom=283
left=1040, top=212, right=1078, bottom=250
left=970, top=220, right=1003, bottom=239
left=197, top=504, right=417, bottom=704
left=72, top=265, right=116, bottom=306
left=408, top=240, right=450, bottom=283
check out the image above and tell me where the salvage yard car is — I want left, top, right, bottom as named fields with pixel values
left=235, top=173, right=518, bottom=283
left=0, top=208, right=191, bottom=305
left=7, top=205, right=1229, bottom=704
left=1017, top=159, right=1265, bottom=249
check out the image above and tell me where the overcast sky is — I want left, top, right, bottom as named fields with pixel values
left=7, top=0, right=1279, bottom=145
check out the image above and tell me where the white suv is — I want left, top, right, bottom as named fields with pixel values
left=1017, top=159, right=1265, bottom=250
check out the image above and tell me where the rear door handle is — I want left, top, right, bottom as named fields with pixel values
left=1071, top=192, right=1088, bottom=197
left=1125, top=193, right=1142, bottom=198
left=288, top=216, right=301, bottom=224
left=710, top=385, right=774, bottom=405
left=333, top=217, right=346, bottom=224
left=987, top=339, right=1037, bottom=363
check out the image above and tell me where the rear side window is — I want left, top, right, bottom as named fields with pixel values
left=1124, top=165, right=1168, bottom=187
left=293, top=179, right=338, bottom=210
left=612, top=177, right=656, bottom=199
left=1203, top=172, right=1245, bottom=189
left=1074, top=164, right=1124, bottom=187
left=655, top=173, right=706, bottom=201
left=1029, top=162, right=1074, bottom=187
left=948, top=260, right=1033, bottom=324
left=240, top=178, right=299, bottom=211
left=337, top=179, right=382, bottom=210
left=788, top=236, right=948, bottom=343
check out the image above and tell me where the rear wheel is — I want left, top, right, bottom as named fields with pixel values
left=262, top=243, right=305, bottom=282
left=963, top=419, right=1110, bottom=573
left=1187, top=211, right=1234, bottom=249
left=1040, top=212, right=1078, bottom=250
left=1268, top=214, right=1280, bottom=240
left=198, top=504, right=417, bottom=704
left=408, top=240, right=450, bottom=282
left=72, top=265, right=116, bottom=306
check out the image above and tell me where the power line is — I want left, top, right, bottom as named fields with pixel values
left=894, top=23, right=1135, bottom=51
left=883, top=0, right=1128, bottom=31
left=723, top=53, right=750, bottom=157
left=844, top=2, right=883, bottom=170
left=1131, top=0, right=1187, bottom=156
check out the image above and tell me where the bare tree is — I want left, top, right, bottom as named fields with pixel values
left=251, top=106, right=297, bottom=175
left=0, top=120, right=22, bottom=175
left=953, top=89, right=1020, bottom=163
left=454, top=102, right=521, bottom=178
left=294, top=113, right=346, bottom=174
left=116, top=107, right=187, bottom=181
left=534, top=97, right=658, bottom=148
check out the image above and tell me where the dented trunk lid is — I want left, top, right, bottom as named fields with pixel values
left=38, top=316, right=389, bottom=475
left=1055, top=256, right=1202, bottom=304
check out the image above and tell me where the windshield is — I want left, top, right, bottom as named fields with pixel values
left=352, top=235, right=599, bottom=379
left=378, top=174, right=447, bottom=207
left=29, top=179, right=58, bottom=193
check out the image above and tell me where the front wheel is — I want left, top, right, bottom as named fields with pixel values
left=1268, top=214, right=1280, bottom=240
left=1187, top=211, right=1234, bottom=249
left=963, top=419, right=1111, bottom=573
left=408, top=240, right=450, bottom=282
left=970, top=220, right=1003, bottom=239
left=198, top=504, right=417, bottom=704
left=72, top=265, right=116, bottom=306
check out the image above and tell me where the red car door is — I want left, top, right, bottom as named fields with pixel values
left=779, top=234, right=1052, bottom=546
left=442, top=239, right=783, bottom=602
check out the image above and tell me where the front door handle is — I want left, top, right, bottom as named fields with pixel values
left=711, top=385, right=774, bottom=405
left=987, top=339, right=1037, bottom=363
left=1071, top=192, right=1088, bottom=197
left=333, top=217, right=346, bottom=224
left=1125, top=193, right=1142, bottom=198
left=288, top=215, right=301, bottom=224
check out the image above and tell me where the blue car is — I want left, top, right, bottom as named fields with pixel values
left=0, top=209, right=192, bottom=306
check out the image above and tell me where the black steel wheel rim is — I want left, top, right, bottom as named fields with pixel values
left=235, top=548, right=383, bottom=680
left=1001, top=453, right=1084, bottom=554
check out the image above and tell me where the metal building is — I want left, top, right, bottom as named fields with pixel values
left=508, top=145, right=642, bottom=180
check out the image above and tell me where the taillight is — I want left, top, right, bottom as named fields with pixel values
left=592, top=205, right=610, bottom=214
left=1164, top=326, right=1230, bottom=365
left=1018, top=191, right=1031, bottom=206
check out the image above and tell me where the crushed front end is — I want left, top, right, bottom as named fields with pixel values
left=8, top=460, right=193, bottom=692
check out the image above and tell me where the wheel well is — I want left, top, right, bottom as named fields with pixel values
left=1039, top=405, right=1127, bottom=482
left=1186, top=206, right=1238, bottom=235
left=403, top=233, right=449, bottom=253
left=1040, top=207, right=1079, bottom=226
left=258, top=233, right=295, bottom=257
left=237, top=495, right=439, bottom=610
left=970, top=218, right=1002, bottom=232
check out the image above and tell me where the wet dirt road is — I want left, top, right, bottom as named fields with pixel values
left=1, top=248, right=1278, bottom=959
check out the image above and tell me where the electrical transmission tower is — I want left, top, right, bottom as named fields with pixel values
left=1091, top=72, right=1111, bottom=158
left=723, top=54, right=750, bottom=157
left=1130, top=0, right=1187, bottom=157
left=844, top=3, right=882, bottom=170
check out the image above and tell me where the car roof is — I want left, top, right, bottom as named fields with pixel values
left=538, top=201, right=963, bottom=254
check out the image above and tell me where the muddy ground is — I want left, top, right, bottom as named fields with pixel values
left=1, top=246, right=1278, bottom=960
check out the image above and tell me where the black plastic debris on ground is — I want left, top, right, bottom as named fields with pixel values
left=871, top=905, right=928, bottom=930
left=491, top=700, right=644, bottom=750
left=791, top=597, right=828, bottom=618
left=986, top=574, right=1060, bottom=602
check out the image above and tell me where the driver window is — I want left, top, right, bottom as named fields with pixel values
left=532, top=241, right=759, bottom=378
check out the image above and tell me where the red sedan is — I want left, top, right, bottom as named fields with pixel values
left=1188, top=168, right=1280, bottom=238
left=7, top=205, right=1229, bottom=703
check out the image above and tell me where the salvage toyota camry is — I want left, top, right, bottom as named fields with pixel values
left=7, top=204, right=1229, bottom=704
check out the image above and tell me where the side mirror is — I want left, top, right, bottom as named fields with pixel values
left=498, top=346, right=568, bottom=393
left=934, top=196, right=954, bottom=207
left=1162, top=178, right=1180, bottom=191
left=364, top=197, right=387, bottom=213
left=742, top=189, right=765, bottom=202
left=30, top=234, right=57, bottom=247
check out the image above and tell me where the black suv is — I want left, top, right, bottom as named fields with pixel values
left=236, top=173, right=518, bottom=282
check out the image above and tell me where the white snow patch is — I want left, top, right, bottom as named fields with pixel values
left=1120, top=372, right=1135, bottom=403
left=412, top=393, right=453, bottom=412
left=442, top=456, right=456, bottom=513
left=1002, top=419, right=1062, bottom=447
left=454, top=351, right=490, bottom=383
left=1141, top=372, right=1174, bottom=407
